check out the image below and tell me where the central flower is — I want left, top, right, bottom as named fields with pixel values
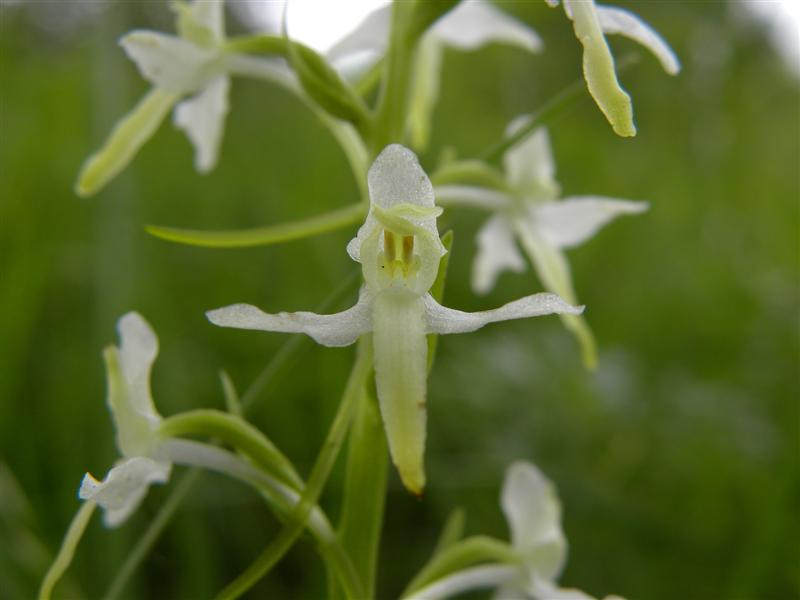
left=207, top=145, right=583, bottom=494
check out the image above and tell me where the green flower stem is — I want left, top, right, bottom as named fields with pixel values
left=373, top=1, right=417, bottom=153
left=157, top=409, right=302, bottom=490
left=214, top=337, right=374, bottom=600
left=401, top=536, right=517, bottom=598
left=145, top=203, right=367, bottom=248
left=336, top=383, right=388, bottom=600
left=38, top=500, right=96, bottom=600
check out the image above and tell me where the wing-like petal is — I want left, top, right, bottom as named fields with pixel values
left=117, top=312, right=159, bottom=420
left=79, top=457, right=170, bottom=528
left=533, top=196, right=648, bottom=249
left=562, top=0, right=635, bottom=137
left=472, top=215, right=526, bottom=295
left=503, top=123, right=560, bottom=199
left=206, top=287, right=373, bottom=348
left=121, top=30, right=217, bottom=93
left=432, top=0, right=543, bottom=52
left=423, top=293, right=582, bottom=335
left=326, top=4, right=391, bottom=62
left=597, top=6, right=680, bottom=75
left=501, top=462, right=566, bottom=581
left=173, top=75, right=230, bottom=172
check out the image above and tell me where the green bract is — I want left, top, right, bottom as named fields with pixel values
left=436, top=122, right=648, bottom=369
left=206, top=144, right=582, bottom=494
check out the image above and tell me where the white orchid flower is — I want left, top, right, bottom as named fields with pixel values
left=78, top=312, right=171, bottom=527
left=408, top=461, right=624, bottom=600
left=207, top=144, right=582, bottom=495
left=547, top=0, right=680, bottom=137
left=327, top=0, right=542, bottom=148
left=436, top=123, right=647, bottom=369
left=76, top=0, right=292, bottom=197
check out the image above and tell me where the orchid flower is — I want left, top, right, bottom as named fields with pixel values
left=75, top=0, right=293, bottom=197
left=547, top=0, right=680, bottom=137
left=327, top=0, right=542, bottom=148
left=78, top=312, right=171, bottom=527
left=407, top=461, right=624, bottom=600
left=207, top=144, right=582, bottom=495
left=436, top=123, right=647, bottom=369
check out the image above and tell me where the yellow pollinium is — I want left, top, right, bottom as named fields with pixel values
left=380, top=230, right=420, bottom=281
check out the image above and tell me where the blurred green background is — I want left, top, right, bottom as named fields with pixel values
left=1, top=1, right=798, bottom=599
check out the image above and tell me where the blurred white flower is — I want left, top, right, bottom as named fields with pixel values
left=207, top=144, right=581, bottom=494
left=437, top=122, right=648, bottom=368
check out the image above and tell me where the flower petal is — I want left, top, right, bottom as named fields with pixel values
left=206, top=287, right=373, bottom=348
left=533, top=196, right=648, bottom=249
left=75, top=89, right=178, bottom=197
left=562, top=0, right=635, bottom=137
left=326, top=4, right=391, bottom=63
left=597, top=6, right=680, bottom=75
left=503, top=123, right=560, bottom=199
left=528, top=575, right=625, bottom=600
left=513, top=220, right=597, bottom=369
left=432, top=0, right=543, bottom=52
left=120, top=30, right=217, bottom=93
left=373, top=292, right=428, bottom=495
left=173, top=75, right=230, bottom=172
left=117, top=312, right=160, bottom=422
left=79, top=457, right=170, bottom=528
left=423, top=292, right=582, bottom=335
left=501, top=461, right=566, bottom=581
left=472, top=215, right=526, bottom=295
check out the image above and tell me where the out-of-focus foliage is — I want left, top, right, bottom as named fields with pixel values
left=0, top=1, right=797, bottom=599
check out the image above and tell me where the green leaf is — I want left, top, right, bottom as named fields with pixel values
left=402, top=535, right=516, bottom=598
left=427, top=229, right=453, bottom=373
left=146, top=203, right=366, bottom=248
left=432, top=508, right=466, bottom=556
left=337, top=384, right=388, bottom=599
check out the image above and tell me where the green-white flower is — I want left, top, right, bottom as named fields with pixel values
left=78, top=312, right=170, bottom=527
left=407, top=461, right=624, bottom=600
left=75, top=0, right=293, bottom=197
left=327, top=0, right=542, bottom=148
left=207, top=144, right=582, bottom=495
left=548, top=0, right=680, bottom=136
left=437, top=123, right=648, bottom=369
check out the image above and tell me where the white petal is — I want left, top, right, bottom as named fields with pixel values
left=79, top=457, right=170, bottom=528
left=533, top=196, right=648, bottom=249
left=206, top=287, right=373, bottom=348
left=503, top=123, right=560, bottom=198
left=432, top=0, right=543, bottom=52
left=472, top=215, right=526, bottom=295
left=115, top=312, right=161, bottom=434
left=597, top=6, right=680, bottom=75
left=120, top=30, right=217, bottom=93
left=528, top=575, right=622, bottom=600
left=326, top=4, right=391, bottom=62
left=373, top=292, right=428, bottom=494
left=407, top=565, right=518, bottom=600
left=434, top=185, right=513, bottom=211
left=423, top=292, right=582, bottom=335
left=190, top=0, right=225, bottom=43
left=501, top=462, right=567, bottom=581
left=173, top=75, right=230, bottom=173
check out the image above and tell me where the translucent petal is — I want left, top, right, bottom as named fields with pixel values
left=423, top=292, right=582, bottom=335
left=79, top=457, right=170, bottom=528
left=434, top=185, right=513, bottom=211
left=120, top=30, right=217, bottom=93
left=472, top=215, right=526, bottom=295
left=173, top=75, right=230, bottom=172
left=503, top=123, right=560, bottom=199
left=532, top=196, right=648, bottom=249
left=597, top=6, right=680, bottom=75
left=373, top=292, right=428, bottom=494
left=432, top=0, right=543, bottom=52
left=326, top=3, right=391, bottom=63
left=562, top=0, right=635, bottom=137
left=206, top=286, right=373, bottom=348
left=117, top=312, right=160, bottom=423
left=501, top=462, right=567, bottom=581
